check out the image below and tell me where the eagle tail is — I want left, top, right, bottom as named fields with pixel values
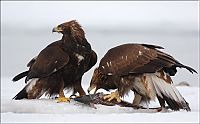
left=156, top=50, right=197, bottom=75
left=177, top=63, right=198, bottom=74
left=149, top=74, right=191, bottom=111
left=12, top=71, right=29, bottom=82
left=13, top=78, right=42, bottom=100
left=13, top=87, right=28, bottom=100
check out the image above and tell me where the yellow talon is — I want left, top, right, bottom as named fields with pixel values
left=103, top=91, right=122, bottom=102
left=57, top=89, right=70, bottom=103
left=57, top=97, right=70, bottom=103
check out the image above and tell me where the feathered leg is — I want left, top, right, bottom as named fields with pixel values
left=57, top=79, right=70, bottom=103
left=70, top=78, right=86, bottom=98
left=132, top=92, right=142, bottom=108
left=75, top=78, right=86, bottom=96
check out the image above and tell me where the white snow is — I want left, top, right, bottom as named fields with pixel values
left=1, top=77, right=199, bottom=123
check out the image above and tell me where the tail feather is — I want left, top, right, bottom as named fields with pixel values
left=161, top=92, right=190, bottom=111
left=13, top=78, right=42, bottom=100
left=12, top=71, right=29, bottom=82
left=156, top=49, right=197, bottom=75
left=13, top=88, right=28, bottom=100
left=149, top=73, right=191, bottom=111
left=180, top=64, right=198, bottom=74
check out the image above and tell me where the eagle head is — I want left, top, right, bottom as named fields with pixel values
left=87, top=68, right=105, bottom=94
left=52, top=20, right=85, bottom=41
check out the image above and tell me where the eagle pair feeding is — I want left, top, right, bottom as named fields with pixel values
left=13, top=20, right=197, bottom=111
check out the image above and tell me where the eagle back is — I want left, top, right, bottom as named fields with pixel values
left=30, top=45, right=69, bottom=78
left=99, top=43, right=176, bottom=76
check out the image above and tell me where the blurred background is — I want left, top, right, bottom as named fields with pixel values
left=1, top=1, right=199, bottom=86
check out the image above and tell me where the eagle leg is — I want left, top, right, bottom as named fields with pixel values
left=73, top=80, right=86, bottom=98
left=57, top=90, right=70, bottom=103
left=132, top=92, right=142, bottom=108
left=70, top=79, right=86, bottom=99
left=103, top=90, right=122, bottom=103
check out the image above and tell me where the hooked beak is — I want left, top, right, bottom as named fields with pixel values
left=52, top=26, right=63, bottom=33
left=87, top=85, right=97, bottom=95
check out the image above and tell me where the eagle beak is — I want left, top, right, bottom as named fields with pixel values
left=52, top=26, right=63, bottom=33
left=87, top=86, right=97, bottom=95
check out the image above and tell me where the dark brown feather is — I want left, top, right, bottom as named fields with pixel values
left=90, top=43, right=196, bottom=111
left=13, top=20, right=96, bottom=99
left=27, top=57, right=36, bottom=67
left=85, top=50, right=97, bottom=72
left=99, top=44, right=163, bottom=75
left=99, top=43, right=196, bottom=76
left=27, top=45, right=69, bottom=80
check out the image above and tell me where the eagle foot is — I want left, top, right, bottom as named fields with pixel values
left=56, top=97, right=70, bottom=103
left=103, top=91, right=122, bottom=103
left=156, top=107, right=169, bottom=112
left=132, top=105, right=144, bottom=109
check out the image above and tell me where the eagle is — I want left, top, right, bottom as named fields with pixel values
left=12, top=20, right=97, bottom=102
left=88, top=43, right=197, bottom=111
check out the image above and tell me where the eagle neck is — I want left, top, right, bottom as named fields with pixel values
left=62, top=34, right=92, bottom=53
left=62, top=35, right=75, bottom=44
left=60, top=35, right=76, bottom=51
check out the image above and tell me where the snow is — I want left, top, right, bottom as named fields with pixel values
left=1, top=2, right=198, bottom=123
left=1, top=77, right=199, bottom=123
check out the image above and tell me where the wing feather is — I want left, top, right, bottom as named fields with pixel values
left=27, top=45, right=69, bottom=79
left=99, top=44, right=177, bottom=76
left=85, top=50, right=97, bottom=72
left=27, top=57, right=37, bottom=67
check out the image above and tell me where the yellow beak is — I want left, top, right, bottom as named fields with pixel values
left=52, top=26, right=63, bottom=33
left=87, top=85, right=97, bottom=94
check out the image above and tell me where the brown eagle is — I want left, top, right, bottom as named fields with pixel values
left=88, top=43, right=197, bottom=111
left=13, top=20, right=97, bottom=102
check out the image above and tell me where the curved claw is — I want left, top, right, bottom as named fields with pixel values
left=103, top=91, right=122, bottom=103
left=57, top=97, right=70, bottom=103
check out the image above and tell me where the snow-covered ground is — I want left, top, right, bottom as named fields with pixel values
left=1, top=77, right=199, bottom=123
left=1, top=1, right=199, bottom=123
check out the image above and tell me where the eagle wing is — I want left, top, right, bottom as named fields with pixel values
left=99, top=43, right=180, bottom=76
left=26, top=45, right=69, bottom=80
left=27, top=56, right=37, bottom=67
left=85, top=50, right=97, bottom=72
